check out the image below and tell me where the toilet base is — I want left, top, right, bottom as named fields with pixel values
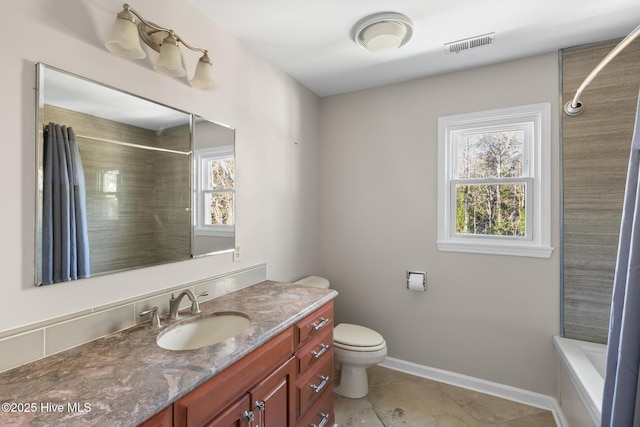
left=334, top=364, right=370, bottom=399
left=332, top=343, right=387, bottom=399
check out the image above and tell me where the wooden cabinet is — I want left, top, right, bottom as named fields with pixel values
left=141, top=301, right=334, bottom=427
left=294, top=302, right=335, bottom=427
left=250, top=356, right=296, bottom=427
left=139, top=405, right=173, bottom=427
left=204, top=358, right=295, bottom=427
left=203, top=395, right=251, bottom=427
left=173, top=329, right=294, bottom=427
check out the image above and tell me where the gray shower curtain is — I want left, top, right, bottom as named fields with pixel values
left=602, top=92, right=640, bottom=427
left=41, top=123, right=90, bottom=285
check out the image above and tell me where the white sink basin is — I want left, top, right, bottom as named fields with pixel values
left=157, top=312, right=251, bottom=351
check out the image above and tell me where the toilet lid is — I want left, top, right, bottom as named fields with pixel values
left=334, top=323, right=385, bottom=348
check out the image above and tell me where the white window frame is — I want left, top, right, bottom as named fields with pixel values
left=437, top=103, right=553, bottom=258
left=194, top=145, right=235, bottom=237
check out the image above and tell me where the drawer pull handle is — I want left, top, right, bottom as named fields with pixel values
left=254, top=400, right=265, bottom=427
left=243, top=410, right=255, bottom=427
left=311, top=412, right=331, bottom=427
left=310, top=375, right=330, bottom=393
left=311, top=317, right=330, bottom=331
left=311, top=343, right=330, bottom=359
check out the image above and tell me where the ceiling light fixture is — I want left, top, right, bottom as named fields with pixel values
left=105, top=4, right=215, bottom=91
left=352, top=12, right=414, bottom=53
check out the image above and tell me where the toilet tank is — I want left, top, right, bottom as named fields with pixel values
left=294, top=276, right=330, bottom=289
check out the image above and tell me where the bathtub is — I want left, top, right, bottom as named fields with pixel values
left=554, top=336, right=606, bottom=427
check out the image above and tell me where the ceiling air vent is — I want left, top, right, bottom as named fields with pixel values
left=445, top=33, right=495, bottom=54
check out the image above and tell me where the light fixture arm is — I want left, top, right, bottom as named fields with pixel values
left=121, top=4, right=208, bottom=55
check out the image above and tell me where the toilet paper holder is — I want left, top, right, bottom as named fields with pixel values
left=406, top=270, right=427, bottom=291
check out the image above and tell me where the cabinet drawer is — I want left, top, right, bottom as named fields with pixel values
left=296, top=392, right=334, bottom=427
left=296, top=355, right=333, bottom=420
left=295, top=302, right=333, bottom=350
left=296, top=326, right=332, bottom=379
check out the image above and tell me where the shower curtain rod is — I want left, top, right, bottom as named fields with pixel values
left=42, top=125, right=190, bottom=156
left=75, top=134, right=191, bottom=156
left=564, top=23, right=640, bottom=117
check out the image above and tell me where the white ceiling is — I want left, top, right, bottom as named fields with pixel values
left=187, top=0, right=640, bottom=97
left=42, top=65, right=189, bottom=131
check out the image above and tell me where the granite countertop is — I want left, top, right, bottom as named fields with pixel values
left=0, top=281, right=337, bottom=427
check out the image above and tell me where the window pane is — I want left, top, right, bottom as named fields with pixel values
left=456, top=130, right=524, bottom=179
left=208, top=158, right=235, bottom=190
left=455, top=183, right=526, bottom=236
left=204, top=192, right=234, bottom=226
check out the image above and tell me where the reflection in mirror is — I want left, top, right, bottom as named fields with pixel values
left=36, top=64, right=192, bottom=285
left=192, top=116, right=236, bottom=256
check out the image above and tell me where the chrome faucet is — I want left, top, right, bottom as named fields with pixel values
left=169, top=289, right=208, bottom=320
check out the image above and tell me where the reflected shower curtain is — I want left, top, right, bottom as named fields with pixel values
left=602, top=92, right=640, bottom=427
left=41, top=123, right=90, bottom=285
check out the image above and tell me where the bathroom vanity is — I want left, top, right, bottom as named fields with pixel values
left=0, top=282, right=337, bottom=427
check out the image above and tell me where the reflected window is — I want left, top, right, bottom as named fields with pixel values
left=195, top=146, right=235, bottom=236
left=99, top=169, right=120, bottom=194
left=97, top=169, right=120, bottom=220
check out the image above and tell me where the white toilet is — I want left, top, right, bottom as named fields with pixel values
left=294, top=276, right=387, bottom=399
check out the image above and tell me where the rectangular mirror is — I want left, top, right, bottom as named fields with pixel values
left=35, top=64, right=235, bottom=286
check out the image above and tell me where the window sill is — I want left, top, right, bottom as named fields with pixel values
left=436, top=240, right=554, bottom=258
left=194, top=228, right=235, bottom=238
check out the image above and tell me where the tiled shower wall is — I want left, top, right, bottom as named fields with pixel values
left=561, top=38, right=640, bottom=343
left=42, top=105, right=191, bottom=276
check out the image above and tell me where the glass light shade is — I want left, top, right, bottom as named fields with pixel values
left=190, top=55, right=216, bottom=90
left=153, top=35, right=187, bottom=77
left=362, top=21, right=405, bottom=52
left=104, top=15, right=146, bottom=59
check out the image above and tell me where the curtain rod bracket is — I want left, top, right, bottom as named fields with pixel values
left=564, top=23, right=640, bottom=117
left=563, top=100, right=584, bottom=116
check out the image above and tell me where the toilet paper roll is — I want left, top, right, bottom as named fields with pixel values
left=408, top=272, right=426, bottom=291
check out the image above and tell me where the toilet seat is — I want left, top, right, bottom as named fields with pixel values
left=334, top=323, right=386, bottom=352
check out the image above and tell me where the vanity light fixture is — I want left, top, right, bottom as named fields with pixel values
left=352, top=12, right=414, bottom=53
left=105, top=3, right=215, bottom=90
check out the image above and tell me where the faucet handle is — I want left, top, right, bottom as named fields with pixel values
left=190, top=291, right=209, bottom=314
left=140, top=306, right=162, bottom=329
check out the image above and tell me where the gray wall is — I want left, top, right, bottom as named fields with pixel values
left=319, top=52, right=561, bottom=396
left=561, top=38, right=640, bottom=343
left=2, top=0, right=321, bottom=333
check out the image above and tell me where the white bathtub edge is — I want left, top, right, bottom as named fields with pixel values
left=553, top=336, right=605, bottom=426
left=379, top=356, right=567, bottom=427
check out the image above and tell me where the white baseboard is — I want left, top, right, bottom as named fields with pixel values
left=378, top=357, right=568, bottom=427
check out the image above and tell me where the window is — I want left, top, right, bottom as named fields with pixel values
left=437, top=103, right=552, bottom=258
left=195, top=146, right=235, bottom=237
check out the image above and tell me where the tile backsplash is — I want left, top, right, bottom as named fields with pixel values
left=0, top=264, right=266, bottom=373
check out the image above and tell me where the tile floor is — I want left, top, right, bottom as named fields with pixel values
left=333, top=365, right=558, bottom=427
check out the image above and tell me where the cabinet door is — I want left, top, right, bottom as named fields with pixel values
left=174, top=329, right=294, bottom=427
left=251, top=357, right=296, bottom=427
left=138, top=405, right=172, bottom=427
left=204, top=394, right=252, bottom=427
